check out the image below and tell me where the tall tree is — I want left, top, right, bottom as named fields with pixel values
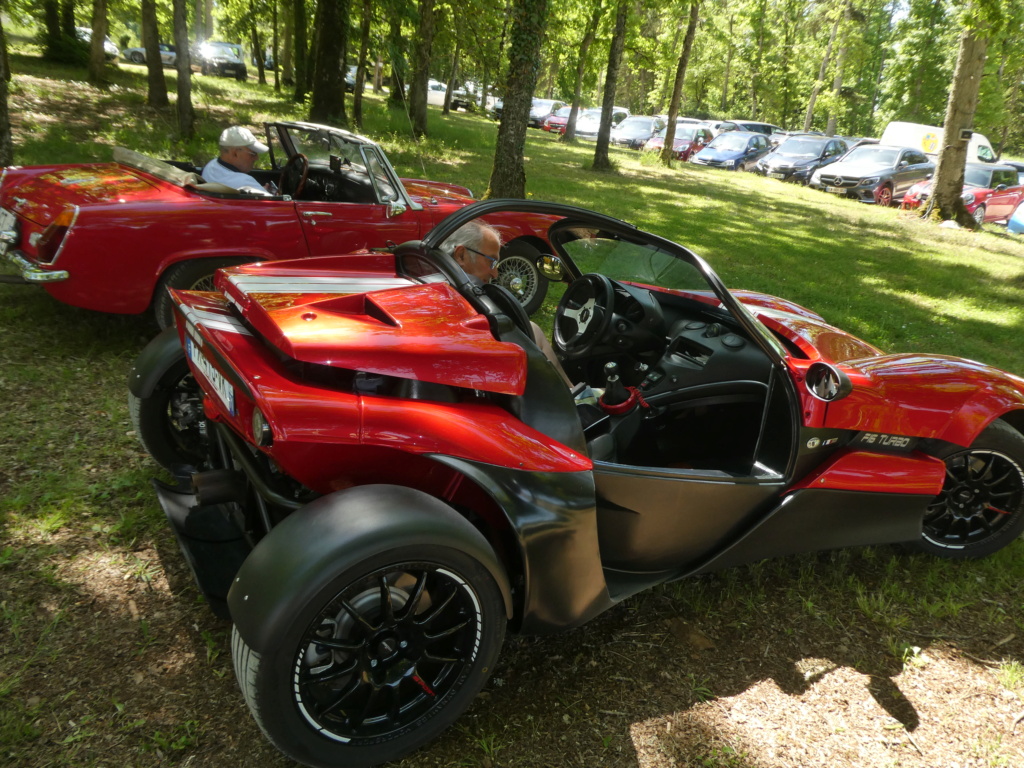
left=661, top=0, right=700, bottom=165
left=592, top=0, right=628, bottom=172
left=561, top=0, right=601, bottom=143
left=926, top=15, right=992, bottom=226
left=309, top=0, right=350, bottom=124
left=87, top=0, right=109, bottom=83
left=386, top=15, right=408, bottom=107
left=142, top=0, right=169, bottom=107
left=173, top=0, right=195, bottom=139
left=352, top=0, right=372, bottom=127
left=293, top=0, right=308, bottom=102
left=0, top=15, right=13, bottom=165
left=484, top=0, right=548, bottom=198
left=407, top=0, right=438, bottom=137
left=803, top=2, right=842, bottom=131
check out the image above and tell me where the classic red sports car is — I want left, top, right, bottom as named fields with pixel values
left=129, top=200, right=1024, bottom=768
left=0, top=121, right=551, bottom=325
left=902, top=162, right=1024, bottom=226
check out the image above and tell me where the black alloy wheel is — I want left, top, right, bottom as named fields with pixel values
left=915, top=419, right=1024, bottom=559
left=129, top=350, right=207, bottom=473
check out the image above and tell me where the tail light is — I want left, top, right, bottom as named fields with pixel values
left=35, top=206, right=78, bottom=263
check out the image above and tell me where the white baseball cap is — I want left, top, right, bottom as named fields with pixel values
left=219, top=126, right=269, bottom=153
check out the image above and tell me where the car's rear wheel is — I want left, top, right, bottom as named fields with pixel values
left=153, top=258, right=251, bottom=329
left=876, top=184, right=894, bottom=207
left=232, top=545, right=506, bottom=768
left=129, top=349, right=206, bottom=474
left=497, top=240, right=548, bottom=316
left=130, top=51, right=144, bottom=63
left=911, top=419, right=1024, bottom=559
left=972, top=204, right=986, bottom=227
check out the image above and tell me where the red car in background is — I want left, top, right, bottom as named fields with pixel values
left=0, top=121, right=553, bottom=324
left=542, top=105, right=572, bottom=133
left=643, top=123, right=714, bottom=161
left=902, top=162, right=1024, bottom=226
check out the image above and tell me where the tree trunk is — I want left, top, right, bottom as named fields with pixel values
left=825, top=2, right=853, bottom=136
left=803, top=8, right=840, bottom=132
left=750, top=0, right=766, bottom=118
left=926, top=27, right=989, bottom=227
left=562, top=0, right=601, bottom=143
left=661, top=0, right=700, bottom=166
left=720, top=15, right=732, bottom=112
left=194, top=0, right=205, bottom=42
left=0, top=16, right=13, bottom=165
left=173, top=0, right=194, bottom=140
left=293, top=0, right=308, bottom=102
left=87, top=0, right=109, bottom=83
left=43, top=0, right=61, bottom=49
left=142, top=0, right=169, bottom=107
left=60, top=0, right=76, bottom=36
left=407, top=0, right=437, bottom=138
left=592, top=0, right=628, bottom=172
left=272, top=0, right=280, bottom=91
left=251, top=11, right=266, bottom=85
left=309, top=0, right=350, bottom=124
left=484, top=0, right=548, bottom=198
left=281, top=0, right=294, bottom=86
left=352, top=0, right=371, bottom=126
left=387, top=17, right=407, bottom=107
left=443, top=39, right=460, bottom=115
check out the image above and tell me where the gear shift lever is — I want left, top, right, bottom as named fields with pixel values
left=602, top=361, right=629, bottom=406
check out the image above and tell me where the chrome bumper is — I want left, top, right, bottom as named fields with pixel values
left=4, top=249, right=69, bottom=282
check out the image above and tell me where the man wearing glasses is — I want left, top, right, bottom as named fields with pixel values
left=443, top=221, right=572, bottom=386
left=201, top=125, right=276, bottom=194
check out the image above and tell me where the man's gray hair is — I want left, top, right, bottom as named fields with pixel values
left=439, top=220, right=503, bottom=257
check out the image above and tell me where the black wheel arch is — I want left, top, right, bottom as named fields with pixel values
left=128, top=326, right=186, bottom=398
left=227, top=484, right=514, bottom=654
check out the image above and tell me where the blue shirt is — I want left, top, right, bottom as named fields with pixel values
left=201, top=157, right=269, bottom=194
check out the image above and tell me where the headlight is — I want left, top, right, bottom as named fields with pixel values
left=961, top=191, right=976, bottom=204
left=860, top=177, right=880, bottom=186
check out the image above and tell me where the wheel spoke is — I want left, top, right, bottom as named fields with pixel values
left=316, top=674, right=363, bottom=718
left=378, top=575, right=395, bottom=625
left=397, top=572, right=428, bottom=622
left=414, top=586, right=457, bottom=627
left=424, top=617, right=470, bottom=641
left=341, top=599, right=379, bottom=633
left=302, top=655, right=359, bottom=685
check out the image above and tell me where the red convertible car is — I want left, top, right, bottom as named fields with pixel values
left=0, top=121, right=551, bottom=325
left=129, top=199, right=1024, bottom=768
left=902, top=162, right=1024, bottom=226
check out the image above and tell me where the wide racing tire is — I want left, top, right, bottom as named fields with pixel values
left=153, top=258, right=247, bottom=329
left=231, top=544, right=506, bottom=768
left=911, top=419, right=1024, bottom=559
left=496, top=240, right=548, bottom=316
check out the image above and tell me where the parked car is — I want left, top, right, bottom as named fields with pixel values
left=0, top=122, right=554, bottom=327
left=344, top=65, right=358, bottom=92
left=450, top=82, right=479, bottom=111
left=902, top=163, right=1024, bottom=225
left=76, top=27, right=119, bottom=61
left=731, top=120, right=785, bottom=139
left=690, top=130, right=772, bottom=170
left=643, top=123, right=713, bottom=161
left=575, top=106, right=630, bottom=140
left=121, top=42, right=176, bottom=66
left=129, top=197, right=1024, bottom=768
left=808, top=144, right=934, bottom=206
left=542, top=105, right=573, bottom=133
left=705, top=120, right=740, bottom=137
left=197, top=41, right=247, bottom=80
left=488, top=98, right=504, bottom=121
left=528, top=98, right=565, bottom=128
left=610, top=115, right=667, bottom=150
left=755, top=134, right=849, bottom=184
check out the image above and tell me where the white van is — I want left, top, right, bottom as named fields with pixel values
left=880, top=121, right=996, bottom=163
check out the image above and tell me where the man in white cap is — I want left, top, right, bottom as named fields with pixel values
left=202, top=126, right=276, bottom=194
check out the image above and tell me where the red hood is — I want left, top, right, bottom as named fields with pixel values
left=2, top=163, right=173, bottom=225
left=400, top=178, right=475, bottom=205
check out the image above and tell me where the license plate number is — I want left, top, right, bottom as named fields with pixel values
left=186, top=335, right=235, bottom=415
left=768, top=172, right=785, bottom=180
left=826, top=186, right=846, bottom=194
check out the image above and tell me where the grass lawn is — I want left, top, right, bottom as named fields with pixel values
left=1, top=53, right=1023, bottom=768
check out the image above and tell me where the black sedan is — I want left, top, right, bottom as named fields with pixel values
left=610, top=115, right=667, bottom=150
left=757, top=135, right=849, bottom=184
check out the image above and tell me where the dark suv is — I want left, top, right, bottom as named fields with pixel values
left=197, top=41, right=247, bottom=81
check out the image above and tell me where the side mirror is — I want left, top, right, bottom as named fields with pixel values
left=805, top=362, right=853, bottom=402
left=898, top=160, right=909, bottom=168
left=996, top=184, right=1008, bottom=192
left=539, top=254, right=565, bottom=281
left=386, top=201, right=406, bottom=218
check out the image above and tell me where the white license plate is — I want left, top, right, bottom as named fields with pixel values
left=186, top=335, right=235, bottom=415
left=826, top=186, right=846, bottom=194
left=768, top=172, right=785, bottom=180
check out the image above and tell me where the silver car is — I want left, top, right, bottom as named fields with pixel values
left=121, top=42, right=177, bottom=66
left=809, top=145, right=934, bottom=206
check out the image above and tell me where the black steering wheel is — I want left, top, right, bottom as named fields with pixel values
left=554, top=273, right=615, bottom=358
left=279, top=153, right=309, bottom=197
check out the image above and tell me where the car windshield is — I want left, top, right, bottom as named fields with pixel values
left=553, top=106, right=572, bottom=118
left=708, top=134, right=749, bottom=151
left=776, top=138, right=827, bottom=156
left=531, top=100, right=556, bottom=114
left=655, top=126, right=697, bottom=140
left=842, top=146, right=899, bottom=165
left=615, top=117, right=655, bottom=135
left=964, top=167, right=995, bottom=188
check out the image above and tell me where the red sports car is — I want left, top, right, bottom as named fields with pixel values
left=130, top=199, right=1024, bottom=768
left=0, top=121, right=552, bottom=324
left=542, top=105, right=572, bottom=133
left=902, top=162, right=1024, bottom=226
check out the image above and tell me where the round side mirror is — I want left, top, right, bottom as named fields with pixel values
left=805, top=361, right=853, bottom=402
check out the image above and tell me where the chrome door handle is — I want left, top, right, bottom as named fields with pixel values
left=301, top=211, right=331, bottom=217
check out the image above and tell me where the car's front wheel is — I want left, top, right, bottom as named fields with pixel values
left=972, top=204, right=986, bottom=227
left=876, top=184, right=894, bottom=207
left=912, top=419, right=1024, bottom=559
left=232, top=545, right=506, bottom=768
left=130, top=51, right=144, bottom=64
left=497, top=240, right=549, bottom=315
left=153, top=258, right=250, bottom=329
